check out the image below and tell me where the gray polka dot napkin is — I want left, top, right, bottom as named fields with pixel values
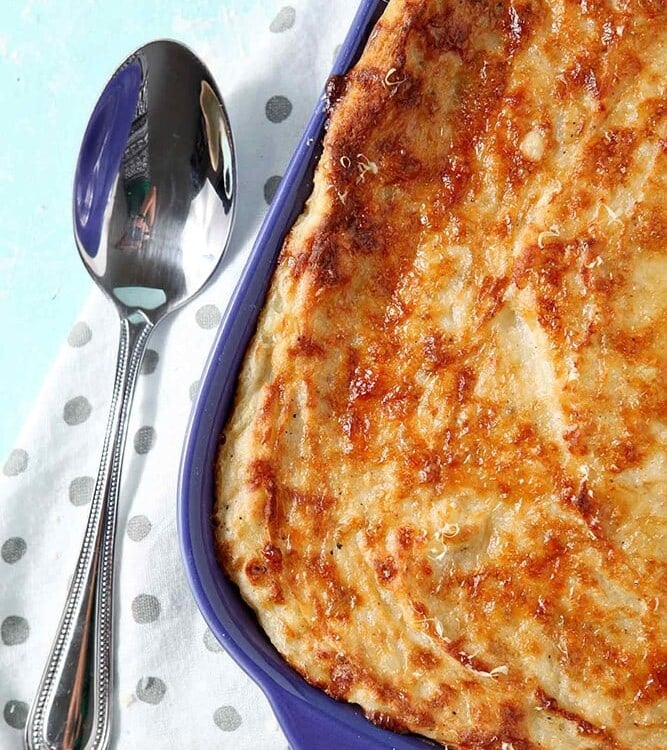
left=0, top=3, right=359, bottom=747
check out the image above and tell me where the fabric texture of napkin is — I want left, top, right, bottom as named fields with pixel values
left=0, top=2, right=360, bottom=747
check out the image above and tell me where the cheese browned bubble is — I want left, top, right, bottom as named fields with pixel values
left=214, top=0, right=667, bottom=747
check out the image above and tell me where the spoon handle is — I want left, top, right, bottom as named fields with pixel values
left=25, top=315, right=153, bottom=750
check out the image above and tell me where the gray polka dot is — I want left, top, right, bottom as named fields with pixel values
left=67, top=321, right=92, bottom=347
left=270, top=6, right=295, bottom=32
left=69, top=475, right=94, bottom=506
left=195, top=304, right=221, bottom=330
left=203, top=627, right=223, bottom=653
left=264, top=175, right=282, bottom=205
left=133, top=426, right=156, bottom=455
left=3, top=700, right=28, bottom=730
left=213, top=705, right=242, bottom=732
left=136, top=676, right=166, bottom=705
left=131, top=594, right=160, bottom=624
left=127, top=515, right=151, bottom=542
left=265, top=95, right=292, bottom=124
left=3, top=449, right=28, bottom=477
left=189, top=380, right=199, bottom=402
left=1, top=616, right=29, bottom=645
left=1, top=538, right=26, bottom=564
left=63, top=396, right=92, bottom=426
left=141, top=349, right=159, bottom=375
left=333, top=44, right=342, bottom=63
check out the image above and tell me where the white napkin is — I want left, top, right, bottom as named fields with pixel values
left=0, top=3, right=360, bottom=747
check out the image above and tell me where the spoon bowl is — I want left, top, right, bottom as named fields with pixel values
left=74, top=40, right=235, bottom=321
left=26, top=40, right=235, bottom=750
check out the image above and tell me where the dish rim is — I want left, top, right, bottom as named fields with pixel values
left=177, top=2, right=443, bottom=748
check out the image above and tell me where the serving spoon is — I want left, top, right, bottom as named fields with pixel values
left=25, top=40, right=236, bottom=750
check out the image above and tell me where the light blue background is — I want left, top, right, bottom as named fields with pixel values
left=0, top=0, right=268, bottom=459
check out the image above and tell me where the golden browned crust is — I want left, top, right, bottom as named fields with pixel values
left=214, top=0, right=667, bottom=747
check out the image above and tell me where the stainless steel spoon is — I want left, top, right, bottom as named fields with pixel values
left=25, top=40, right=235, bottom=750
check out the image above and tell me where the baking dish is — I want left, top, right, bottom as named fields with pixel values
left=178, top=2, right=443, bottom=747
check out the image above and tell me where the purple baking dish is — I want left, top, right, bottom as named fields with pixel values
left=178, top=2, right=443, bottom=748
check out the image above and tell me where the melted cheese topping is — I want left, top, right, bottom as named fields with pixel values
left=215, top=1, right=667, bottom=747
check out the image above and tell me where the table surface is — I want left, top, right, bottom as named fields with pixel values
left=1, top=4, right=368, bottom=748
left=0, top=0, right=270, bottom=460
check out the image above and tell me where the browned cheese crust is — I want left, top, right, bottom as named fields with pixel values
left=214, top=0, right=667, bottom=747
